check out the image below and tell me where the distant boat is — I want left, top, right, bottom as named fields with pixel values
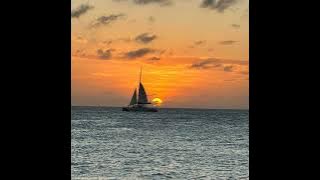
left=122, top=67, right=158, bottom=112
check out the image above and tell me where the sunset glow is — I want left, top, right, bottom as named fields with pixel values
left=72, top=0, right=249, bottom=109
left=152, top=98, right=163, bottom=106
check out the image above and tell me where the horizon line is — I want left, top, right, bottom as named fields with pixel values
left=71, top=105, right=249, bottom=111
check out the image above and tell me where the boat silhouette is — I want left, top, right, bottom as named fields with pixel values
left=122, top=67, right=158, bottom=112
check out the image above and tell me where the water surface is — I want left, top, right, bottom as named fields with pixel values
left=72, top=106, right=249, bottom=179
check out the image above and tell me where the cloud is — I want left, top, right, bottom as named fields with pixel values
left=71, top=4, right=94, bottom=18
left=147, top=57, right=160, bottom=61
left=91, top=14, right=126, bottom=28
left=102, top=40, right=113, bottom=45
left=148, top=16, right=155, bottom=23
left=188, top=40, right=206, bottom=49
left=97, top=49, right=114, bottom=60
left=123, top=48, right=156, bottom=59
left=219, top=40, right=238, bottom=45
left=73, top=36, right=88, bottom=44
left=189, top=58, right=248, bottom=73
left=231, top=24, right=240, bottom=28
left=223, top=65, right=234, bottom=72
left=194, top=40, right=206, bottom=46
left=200, top=0, right=239, bottom=12
left=74, top=49, right=86, bottom=57
left=190, top=59, right=222, bottom=69
left=133, top=0, right=172, bottom=6
left=135, top=33, right=157, bottom=44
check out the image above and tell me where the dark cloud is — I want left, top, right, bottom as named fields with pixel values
left=102, top=40, right=113, bottom=45
left=190, top=58, right=247, bottom=72
left=231, top=24, right=240, bottom=28
left=147, top=57, right=160, bottom=61
left=194, top=40, right=206, bottom=46
left=200, top=0, right=239, bottom=12
left=219, top=40, right=238, bottom=45
left=133, top=0, right=172, bottom=6
left=190, top=59, right=222, bottom=69
left=223, top=65, right=234, bottom=72
left=91, top=14, right=126, bottom=28
left=148, top=16, right=156, bottom=23
left=71, top=4, right=94, bottom=18
left=74, top=49, right=86, bottom=57
left=113, top=0, right=172, bottom=5
left=189, top=40, right=206, bottom=49
left=135, top=33, right=157, bottom=44
left=124, top=48, right=156, bottom=59
left=97, top=49, right=114, bottom=60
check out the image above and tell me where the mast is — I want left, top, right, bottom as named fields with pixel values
left=139, top=66, right=142, bottom=85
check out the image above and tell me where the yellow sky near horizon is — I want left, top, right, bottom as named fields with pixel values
left=71, top=0, right=249, bottom=109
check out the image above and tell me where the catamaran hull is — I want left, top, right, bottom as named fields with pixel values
left=122, top=107, right=158, bottom=112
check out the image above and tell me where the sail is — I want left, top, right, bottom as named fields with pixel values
left=129, top=89, right=137, bottom=105
left=138, top=83, right=149, bottom=104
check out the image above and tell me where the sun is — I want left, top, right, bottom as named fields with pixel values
left=152, top=98, right=163, bottom=106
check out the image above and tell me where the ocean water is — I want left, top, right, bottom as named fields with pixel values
left=71, top=107, right=249, bottom=180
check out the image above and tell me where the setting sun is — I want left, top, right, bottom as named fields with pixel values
left=152, top=98, right=163, bottom=106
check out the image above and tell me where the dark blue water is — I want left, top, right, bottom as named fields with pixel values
left=71, top=106, right=248, bottom=180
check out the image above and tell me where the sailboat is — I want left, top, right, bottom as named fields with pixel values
left=122, top=68, right=158, bottom=112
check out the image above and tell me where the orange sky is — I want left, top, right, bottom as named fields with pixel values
left=71, top=0, right=249, bottom=109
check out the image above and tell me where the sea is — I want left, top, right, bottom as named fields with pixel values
left=71, top=106, right=249, bottom=180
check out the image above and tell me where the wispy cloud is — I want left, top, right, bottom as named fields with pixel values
left=91, top=14, right=126, bottom=28
left=135, top=33, right=157, bottom=44
left=147, top=57, right=160, bottom=61
left=190, top=59, right=222, bottom=69
left=189, top=58, right=248, bottom=73
left=148, top=16, right=156, bottom=23
left=223, top=65, right=234, bottom=72
left=133, top=0, right=172, bottom=6
left=73, top=36, right=88, bottom=44
left=219, top=40, right=238, bottom=45
left=123, top=48, right=156, bottom=59
left=194, top=40, right=206, bottom=46
left=71, top=4, right=94, bottom=18
left=74, top=49, right=86, bottom=57
left=113, top=0, right=172, bottom=6
left=231, top=24, right=240, bottom=28
left=102, top=40, right=113, bottom=45
left=188, top=40, right=206, bottom=49
left=97, top=49, right=114, bottom=60
left=200, top=0, right=239, bottom=13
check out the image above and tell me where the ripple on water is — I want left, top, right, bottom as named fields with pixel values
left=71, top=107, right=249, bottom=179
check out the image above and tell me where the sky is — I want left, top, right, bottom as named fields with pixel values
left=71, top=0, right=249, bottom=109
